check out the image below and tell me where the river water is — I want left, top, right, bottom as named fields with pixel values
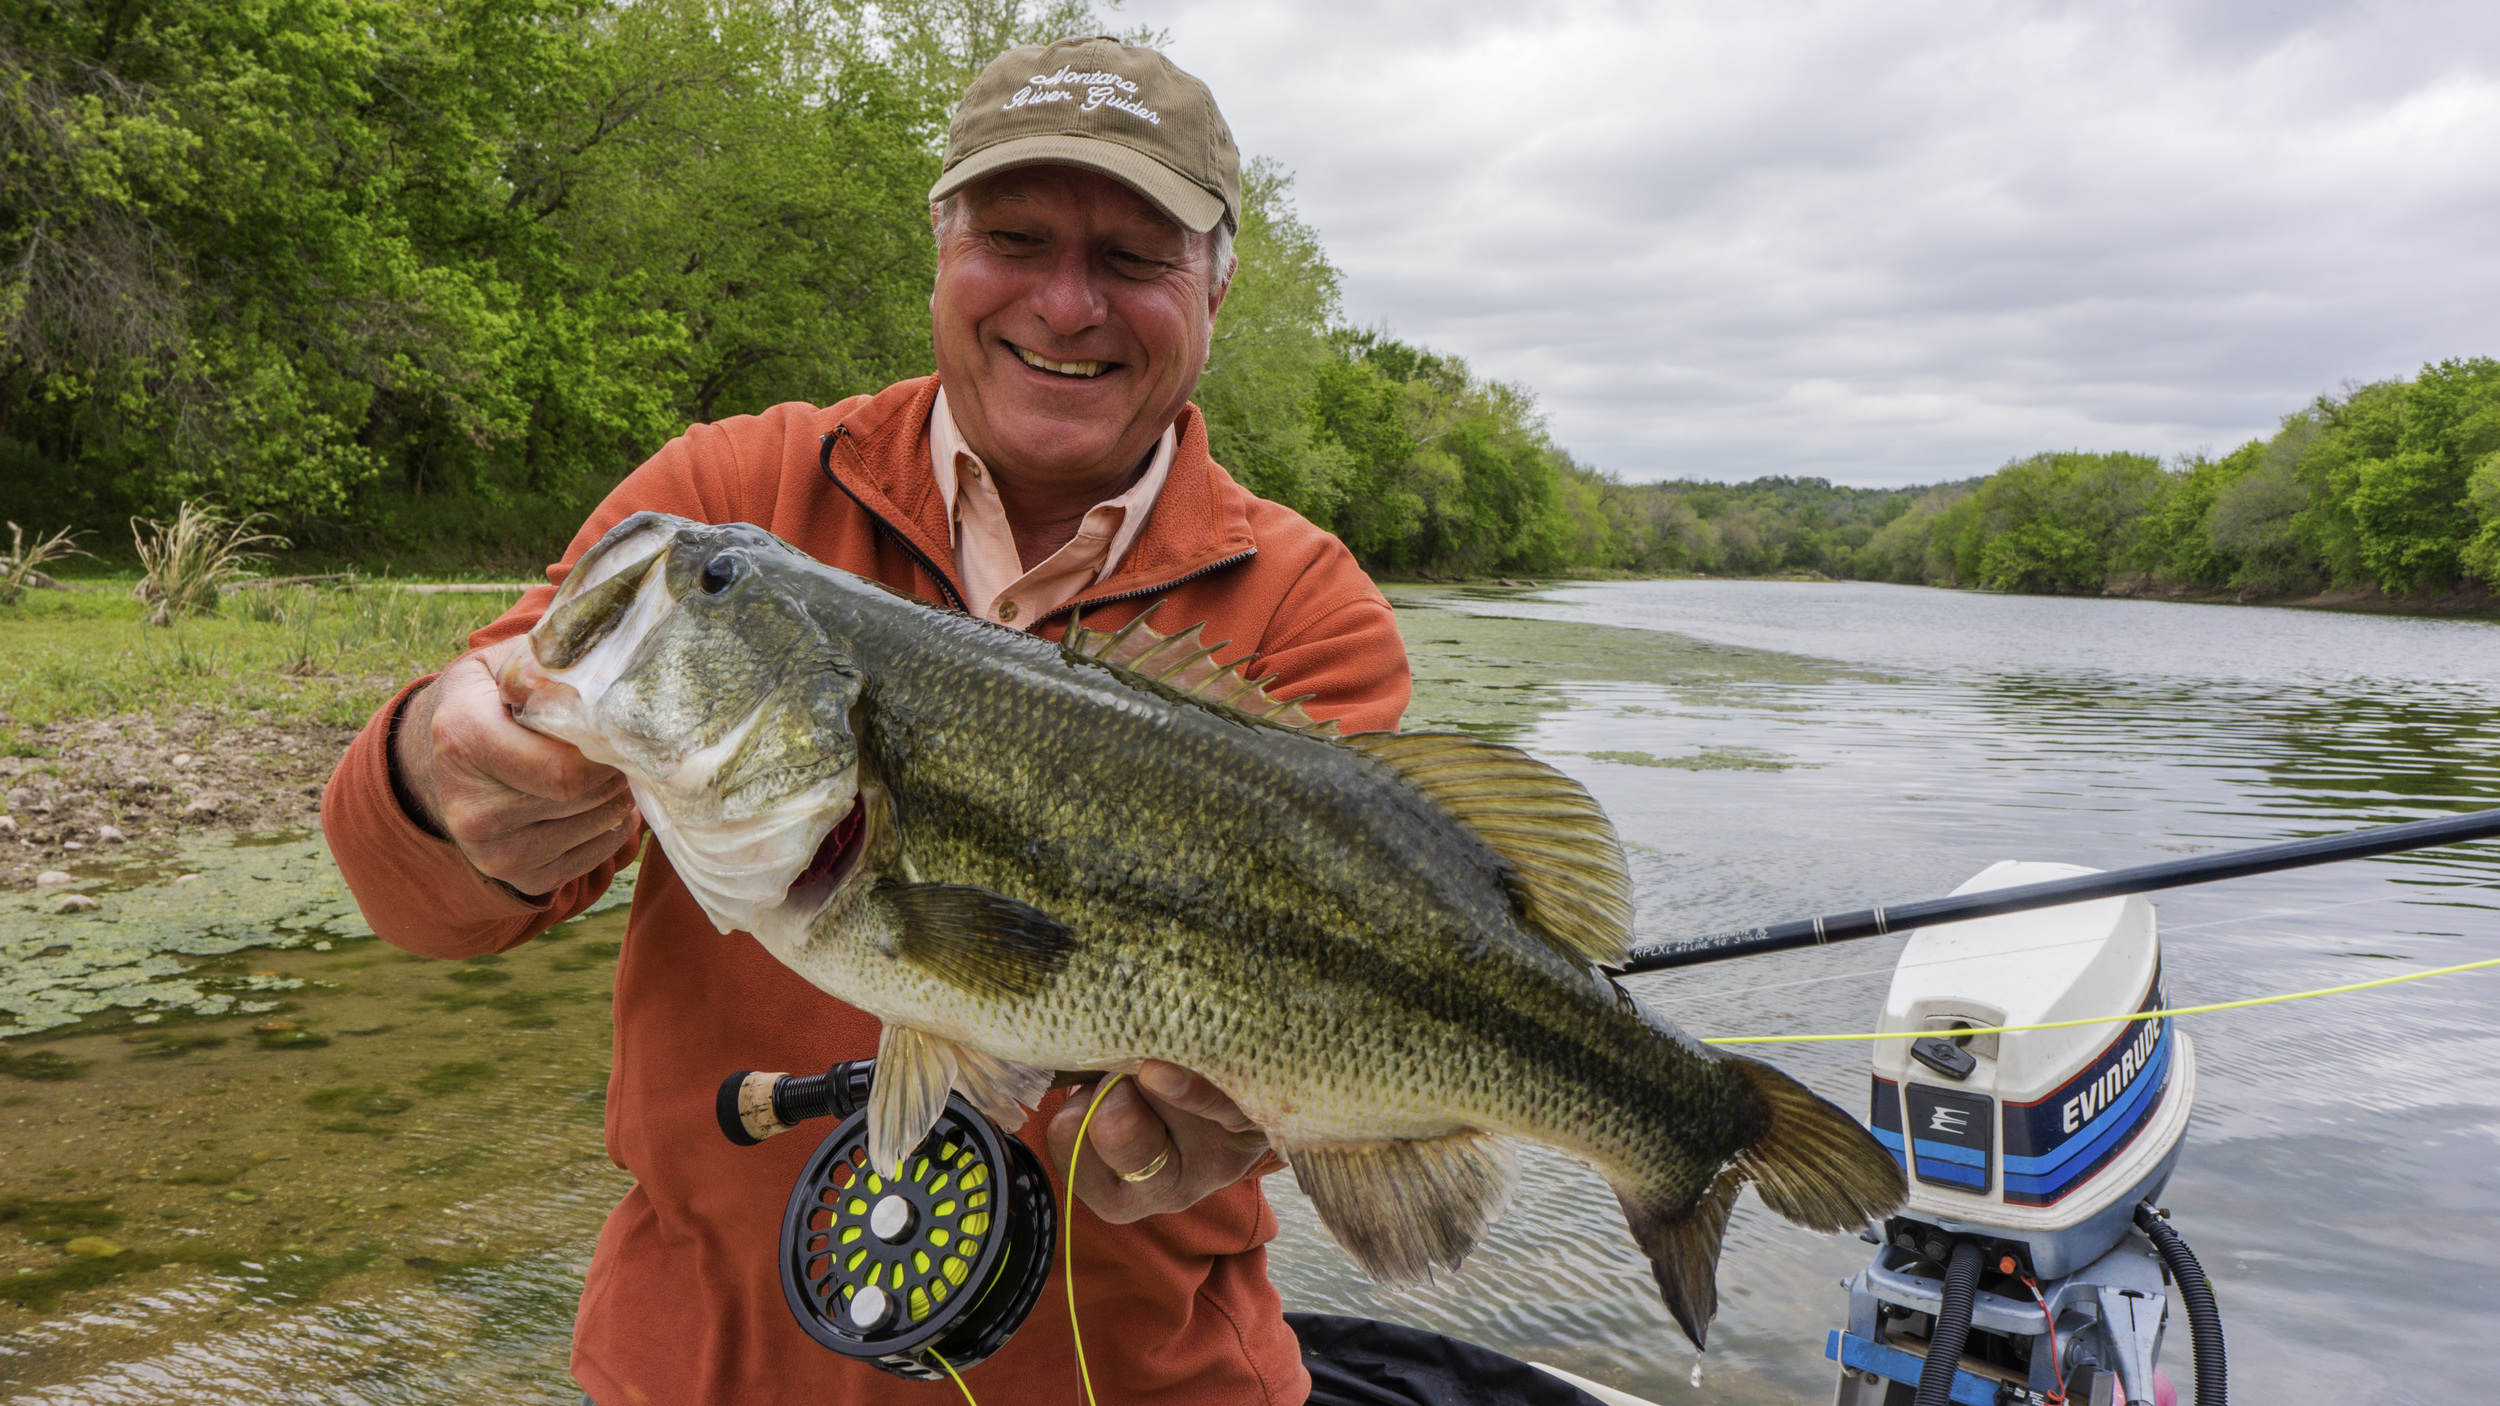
left=6, top=581, right=2497, bottom=1403
left=1285, top=580, right=2500, bottom=1405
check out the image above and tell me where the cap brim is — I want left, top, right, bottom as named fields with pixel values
left=929, top=135, right=1229, bottom=234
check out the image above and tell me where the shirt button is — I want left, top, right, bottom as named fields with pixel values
left=997, top=599, right=1019, bottom=622
left=960, top=459, right=982, bottom=481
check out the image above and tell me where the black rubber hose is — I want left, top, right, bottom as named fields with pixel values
left=1914, top=1239, right=1984, bottom=1406
left=2137, top=1203, right=2226, bottom=1406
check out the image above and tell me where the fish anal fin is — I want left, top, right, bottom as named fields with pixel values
left=1337, top=732, right=1634, bottom=966
left=1617, top=1164, right=1744, bottom=1350
left=884, top=881, right=1074, bottom=1000
left=1726, top=1055, right=1908, bottom=1232
left=870, top=1024, right=957, bottom=1177
left=867, top=1026, right=1053, bottom=1174
left=1064, top=611, right=1334, bottom=732
left=1289, top=1130, right=1518, bottom=1284
left=950, top=1043, right=1051, bottom=1131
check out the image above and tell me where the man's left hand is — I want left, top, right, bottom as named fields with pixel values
left=1047, top=1061, right=1285, bottom=1223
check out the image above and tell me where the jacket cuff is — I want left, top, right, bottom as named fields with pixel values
left=384, top=680, right=452, bottom=842
left=323, top=676, right=553, bottom=954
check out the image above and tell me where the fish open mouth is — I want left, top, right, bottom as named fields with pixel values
left=787, top=802, right=866, bottom=905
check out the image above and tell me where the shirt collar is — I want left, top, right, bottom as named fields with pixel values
left=928, top=388, right=1176, bottom=574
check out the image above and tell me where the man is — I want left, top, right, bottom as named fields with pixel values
left=324, top=35, right=1411, bottom=1406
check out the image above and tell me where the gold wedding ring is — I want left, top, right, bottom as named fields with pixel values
left=1115, top=1137, right=1175, bottom=1183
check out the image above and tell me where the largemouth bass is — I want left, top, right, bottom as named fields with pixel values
left=503, top=511, right=1904, bottom=1346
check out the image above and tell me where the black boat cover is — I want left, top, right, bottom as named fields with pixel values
left=1288, top=1313, right=1612, bottom=1406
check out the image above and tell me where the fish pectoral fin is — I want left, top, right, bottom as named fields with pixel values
left=882, top=882, right=1075, bottom=1000
left=1335, top=732, right=1633, bottom=967
left=1617, top=1164, right=1744, bottom=1351
left=1289, top=1130, right=1518, bottom=1285
left=949, top=1043, right=1052, bottom=1131
left=870, top=1024, right=959, bottom=1177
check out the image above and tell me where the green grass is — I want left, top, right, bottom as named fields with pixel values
left=0, top=583, right=519, bottom=728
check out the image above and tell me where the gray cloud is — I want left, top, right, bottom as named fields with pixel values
left=1119, top=0, right=2500, bottom=484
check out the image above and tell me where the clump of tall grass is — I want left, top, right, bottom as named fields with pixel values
left=1, top=522, right=91, bottom=606
left=132, top=502, right=289, bottom=625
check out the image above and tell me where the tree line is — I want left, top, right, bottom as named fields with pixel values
left=6, top=1, right=2493, bottom=597
left=1843, top=359, right=2500, bottom=599
left=0, top=0, right=1593, bottom=574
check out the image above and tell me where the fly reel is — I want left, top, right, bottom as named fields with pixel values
left=718, top=1060, right=1057, bottom=1381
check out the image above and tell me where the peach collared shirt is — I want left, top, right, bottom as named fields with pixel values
left=929, top=388, right=1175, bottom=629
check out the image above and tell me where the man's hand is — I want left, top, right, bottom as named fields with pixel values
left=1047, top=1061, right=1285, bottom=1224
left=394, top=637, right=636, bottom=897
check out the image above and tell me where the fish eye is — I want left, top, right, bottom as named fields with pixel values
left=700, top=553, right=742, bottom=595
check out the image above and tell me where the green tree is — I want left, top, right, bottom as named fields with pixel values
left=1193, top=161, right=1353, bottom=523
left=2317, top=359, right=2500, bottom=592
left=1925, top=451, right=2164, bottom=592
left=0, top=0, right=1117, bottom=558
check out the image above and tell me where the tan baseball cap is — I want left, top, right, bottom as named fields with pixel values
left=930, top=37, right=1242, bottom=235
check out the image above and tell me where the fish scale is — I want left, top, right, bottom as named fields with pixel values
left=507, top=510, right=1907, bottom=1348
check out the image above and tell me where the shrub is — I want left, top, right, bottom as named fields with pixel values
left=131, top=502, right=287, bottom=625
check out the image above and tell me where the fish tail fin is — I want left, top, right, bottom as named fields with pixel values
left=1614, top=1055, right=1905, bottom=1349
left=1725, top=1055, right=1907, bottom=1234
left=1614, top=1164, right=1743, bottom=1349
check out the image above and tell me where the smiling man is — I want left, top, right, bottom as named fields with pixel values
left=323, top=35, right=1410, bottom=1406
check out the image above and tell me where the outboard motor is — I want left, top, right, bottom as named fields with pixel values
left=1830, top=862, right=2225, bottom=1406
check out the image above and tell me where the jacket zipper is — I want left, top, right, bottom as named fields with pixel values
left=818, top=426, right=967, bottom=612
left=1033, top=548, right=1258, bottom=630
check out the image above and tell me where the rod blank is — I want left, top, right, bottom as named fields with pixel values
left=1613, top=805, right=2500, bottom=975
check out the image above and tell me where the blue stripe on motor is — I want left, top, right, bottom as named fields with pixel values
left=2003, top=1022, right=2169, bottom=1176
left=1872, top=1126, right=1906, bottom=1152
left=1911, top=1140, right=1984, bottom=1168
left=1912, top=1155, right=1985, bottom=1188
left=2003, top=1068, right=2168, bottom=1200
left=2003, top=1029, right=2169, bottom=1187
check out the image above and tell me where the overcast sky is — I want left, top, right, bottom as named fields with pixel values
left=1115, top=0, right=2500, bottom=486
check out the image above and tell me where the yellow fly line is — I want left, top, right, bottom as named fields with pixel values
left=929, top=1347, right=979, bottom=1406
left=935, top=1071, right=1130, bottom=1406
left=1065, top=1073, right=1130, bottom=1406
left=1698, top=955, right=2500, bottom=1045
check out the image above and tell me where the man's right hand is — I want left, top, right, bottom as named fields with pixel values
left=393, top=636, right=637, bottom=898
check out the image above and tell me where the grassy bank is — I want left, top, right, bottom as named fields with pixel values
left=0, top=584, right=519, bottom=740
left=0, top=583, right=523, bottom=892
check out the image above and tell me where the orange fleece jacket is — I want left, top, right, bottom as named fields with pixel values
left=322, top=375, right=1413, bottom=1406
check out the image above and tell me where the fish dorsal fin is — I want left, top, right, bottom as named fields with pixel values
left=1066, top=606, right=1340, bottom=736
left=1337, top=732, right=1634, bottom=967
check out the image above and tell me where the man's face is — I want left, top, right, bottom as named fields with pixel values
left=931, top=166, right=1229, bottom=493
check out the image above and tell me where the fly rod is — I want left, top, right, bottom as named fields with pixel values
left=1613, top=803, right=2500, bottom=975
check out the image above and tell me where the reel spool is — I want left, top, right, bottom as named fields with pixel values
left=720, top=1062, right=1058, bottom=1381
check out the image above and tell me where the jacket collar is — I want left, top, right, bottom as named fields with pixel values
left=825, top=375, right=1258, bottom=621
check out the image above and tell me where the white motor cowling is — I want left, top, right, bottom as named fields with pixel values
left=1868, top=860, right=2195, bottom=1276
left=1831, top=862, right=2206, bottom=1406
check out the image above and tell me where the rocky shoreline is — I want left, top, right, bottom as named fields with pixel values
left=2, top=711, right=357, bottom=891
